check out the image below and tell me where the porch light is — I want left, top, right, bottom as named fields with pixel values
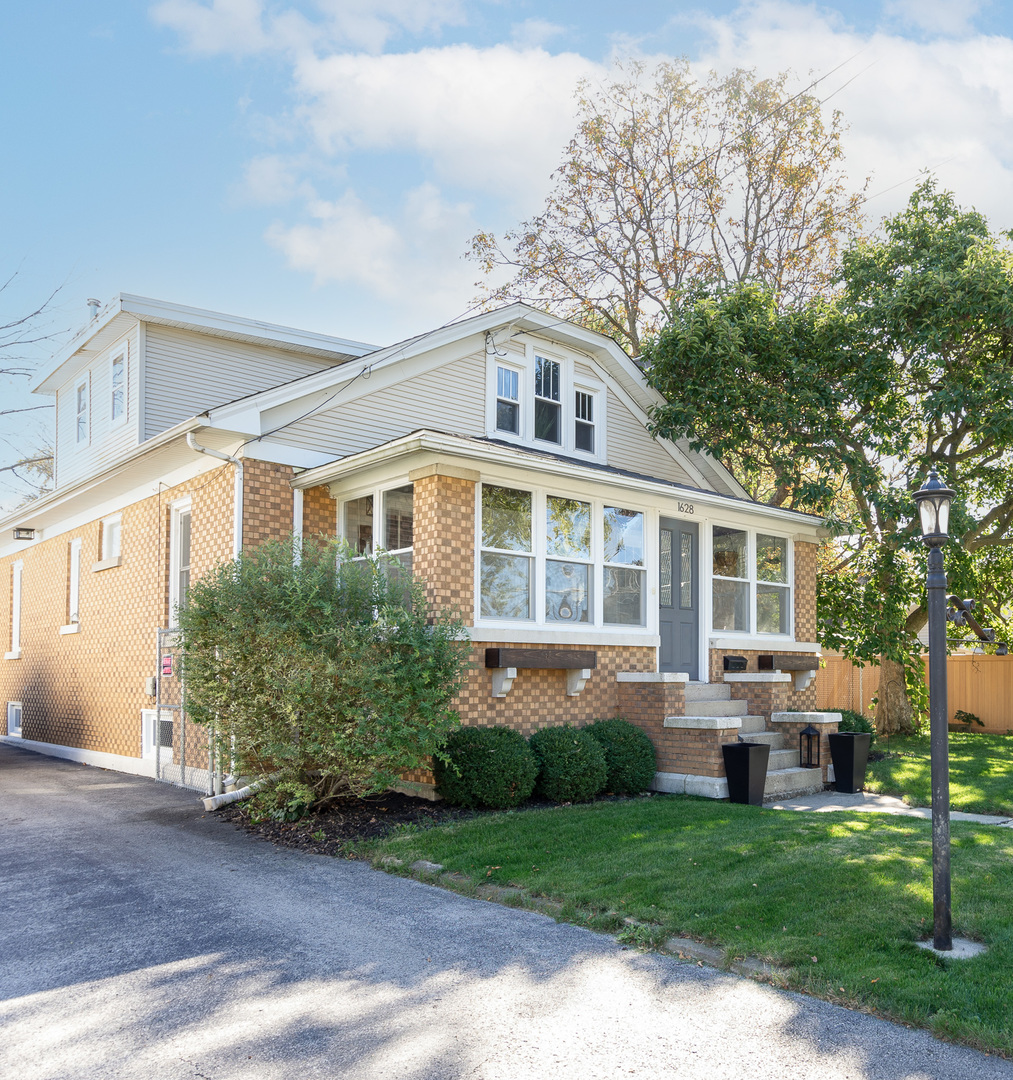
left=799, top=724, right=820, bottom=769
left=12, top=527, right=35, bottom=541
left=913, top=470, right=955, bottom=547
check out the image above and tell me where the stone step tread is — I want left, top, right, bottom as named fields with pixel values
left=684, top=682, right=732, bottom=702
left=763, top=766, right=823, bottom=797
left=685, top=699, right=749, bottom=717
left=767, top=748, right=801, bottom=769
left=739, top=732, right=785, bottom=749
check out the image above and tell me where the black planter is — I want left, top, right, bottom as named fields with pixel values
left=722, top=741, right=770, bottom=805
left=828, top=732, right=872, bottom=793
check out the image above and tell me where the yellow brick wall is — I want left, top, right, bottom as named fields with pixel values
left=794, top=541, right=818, bottom=642
left=302, top=484, right=337, bottom=540
left=243, top=459, right=295, bottom=550
left=411, top=470, right=476, bottom=625
left=0, top=462, right=235, bottom=752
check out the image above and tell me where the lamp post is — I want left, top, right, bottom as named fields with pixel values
left=913, top=469, right=956, bottom=952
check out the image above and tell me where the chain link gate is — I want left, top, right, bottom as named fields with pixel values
left=155, top=628, right=213, bottom=795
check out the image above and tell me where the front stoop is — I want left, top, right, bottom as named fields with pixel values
left=646, top=679, right=828, bottom=801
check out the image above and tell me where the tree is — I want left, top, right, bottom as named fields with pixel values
left=644, top=181, right=1013, bottom=734
left=469, top=61, right=866, bottom=355
left=0, top=274, right=60, bottom=506
left=177, top=536, right=471, bottom=814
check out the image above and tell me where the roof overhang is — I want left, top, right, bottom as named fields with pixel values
left=292, top=429, right=829, bottom=539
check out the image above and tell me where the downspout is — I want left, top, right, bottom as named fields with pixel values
left=186, top=432, right=243, bottom=558
left=186, top=431, right=244, bottom=798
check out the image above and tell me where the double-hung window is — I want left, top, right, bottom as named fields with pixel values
left=75, top=377, right=89, bottom=446
left=110, top=348, right=126, bottom=424
left=343, top=484, right=414, bottom=570
left=534, top=356, right=561, bottom=444
left=495, top=367, right=520, bottom=436
left=712, top=526, right=791, bottom=635
left=479, top=485, right=645, bottom=627
left=68, top=539, right=82, bottom=625
left=574, top=391, right=595, bottom=453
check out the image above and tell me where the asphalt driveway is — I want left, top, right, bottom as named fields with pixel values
left=1, top=741, right=1009, bottom=1080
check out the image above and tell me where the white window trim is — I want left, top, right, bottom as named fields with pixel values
left=340, top=481, right=414, bottom=563
left=5, top=560, right=22, bottom=659
left=475, top=482, right=651, bottom=634
left=169, top=498, right=192, bottom=623
left=6, top=702, right=22, bottom=737
left=708, top=520, right=794, bottom=638
left=61, top=537, right=83, bottom=634
left=74, top=374, right=90, bottom=448
left=109, top=344, right=128, bottom=428
left=484, top=342, right=607, bottom=463
left=101, top=514, right=122, bottom=561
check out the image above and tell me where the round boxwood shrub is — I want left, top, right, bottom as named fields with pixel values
left=433, top=726, right=538, bottom=809
left=836, top=709, right=877, bottom=744
left=529, top=724, right=607, bottom=803
left=584, top=717, right=656, bottom=794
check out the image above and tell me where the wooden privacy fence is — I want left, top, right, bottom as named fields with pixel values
left=816, top=654, right=1013, bottom=733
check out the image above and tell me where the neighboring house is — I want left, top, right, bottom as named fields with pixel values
left=0, top=295, right=832, bottom=799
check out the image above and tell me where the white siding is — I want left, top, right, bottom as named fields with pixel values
left=56, top=326, right=141, bottom=488
left=279, top=352, right=487, bottom=456
left=143, top=326, right=345, bottom=439
left=605, top=389, right=696, bottom=486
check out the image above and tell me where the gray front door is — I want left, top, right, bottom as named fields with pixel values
left=659, top=518, right=699, bottom=678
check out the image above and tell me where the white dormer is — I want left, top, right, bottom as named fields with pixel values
left=484, top=335, right=607, bottom=463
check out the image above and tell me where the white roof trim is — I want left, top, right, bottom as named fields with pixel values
left=292, top=429, right=828, bottom=536
left=34, top=293, right=377, bottom=393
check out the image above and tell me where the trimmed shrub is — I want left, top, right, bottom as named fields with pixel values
left=836, top=708, right=877, bottom=744
left=529, top=725, right=607, bottom=803
left=434, top=726, right=538, bottom=809
left=584, top=717, right=656, bottom=794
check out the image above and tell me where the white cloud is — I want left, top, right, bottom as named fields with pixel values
left=884, top=0, right=983, bottom=37
left=150, top=0, right=270, bottom=56
left=266, top=183, right=477, bottom=315
left=239, top=155, right=305, bottom=204
left=291, top=44, right=598, bottom=205
left=689, top=1, right=1013, bottom=230
left=511, top=18, right=567, bottom=49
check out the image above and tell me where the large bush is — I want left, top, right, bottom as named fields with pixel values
left=584, top=718, right=656, bottom=794
left=177, top=536, right=470, bottom=809
left=836, top=709, right=878, bottom=744
left=433, top=726, right=538, bottom=809
left=529, top=725, right=607, bottom=803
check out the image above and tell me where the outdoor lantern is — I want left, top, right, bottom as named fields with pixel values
left=799, top=724, right=821, bottom=768
left=913, top=470, right=955, bottom=547
left=12, top=527, right=34, bottom=541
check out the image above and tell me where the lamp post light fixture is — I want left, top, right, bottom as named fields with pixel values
left=799, top=724, right=821, bottom=769
left=913, top=469, right=956, bottom=952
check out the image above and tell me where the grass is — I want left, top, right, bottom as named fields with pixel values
left=866, top=731, right=1013, bottom=817
left=359, top=795, right=1013, bottom=1056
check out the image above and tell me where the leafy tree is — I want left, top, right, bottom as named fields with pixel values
left=644, top=181, right=1013, bottom=734
left=470, top=61, right=865, bottom=355
left=177, top=536, right=471, bottom=812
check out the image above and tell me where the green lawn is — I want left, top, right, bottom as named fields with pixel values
left=866, top=732, right=1013, bottom=817
left=361, top=796, right=1013, bottom=1056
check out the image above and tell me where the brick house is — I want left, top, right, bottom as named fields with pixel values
left=0, top=294, right=834, bottom=799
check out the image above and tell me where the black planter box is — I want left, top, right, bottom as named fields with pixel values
left=722, top=741, right=770, bottom=805
left=828, top=732, right=872, bottom=794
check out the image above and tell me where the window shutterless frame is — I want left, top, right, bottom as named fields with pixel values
left=74, top=375, right=90, bottom=447
left=709, top=522, right=793, bottom=636
left=109, top=345, right=127, bottom=426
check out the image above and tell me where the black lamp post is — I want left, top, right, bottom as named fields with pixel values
left=913, top=469, right=956, bottom=952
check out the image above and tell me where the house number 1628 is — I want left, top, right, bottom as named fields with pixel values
left=678, top=502, right=695, bottom=514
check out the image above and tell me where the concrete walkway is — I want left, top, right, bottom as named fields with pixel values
left=770, top=789, right=1013, bottom=827
left=2, top=742, right=1010, bottom=1080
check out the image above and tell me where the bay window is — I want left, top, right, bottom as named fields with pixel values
left=712, top=525, right=792, bottom=635
left=343, top=484, right=414, bottom=569
left=479, top=484, right=645, bottom=628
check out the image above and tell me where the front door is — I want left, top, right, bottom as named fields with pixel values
left=659, top=518, right=699, bottom=678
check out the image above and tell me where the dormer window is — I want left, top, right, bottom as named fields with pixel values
left=110, top=348, right=126, bottom=423
left=496, top=366, right=519, bottom=435
left=575, top=391, right=594, bottom=453
left=75, top=378, right=89, bottom=445
left=534, top=356, right=561, bottom=444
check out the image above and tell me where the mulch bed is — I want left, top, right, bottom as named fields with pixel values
left=217, top=789, right=657, bottom=858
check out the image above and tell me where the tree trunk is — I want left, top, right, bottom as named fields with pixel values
left=876, top=655, right=915, bottom=735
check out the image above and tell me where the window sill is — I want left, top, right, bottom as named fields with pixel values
left=59, top=624, right=81, bottom=635
left=4, top=650, right=21, bottom=660
left=709, top=635, right=818, bottom=652
left=92, top=556, right=122, bottom=572
left=473, top=624, right=659, bottom=647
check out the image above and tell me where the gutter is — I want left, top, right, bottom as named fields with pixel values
left=186, top=433, right=243, bottom=557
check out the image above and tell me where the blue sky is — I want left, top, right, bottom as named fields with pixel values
left=3, top=0, right=1013, bottom=503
